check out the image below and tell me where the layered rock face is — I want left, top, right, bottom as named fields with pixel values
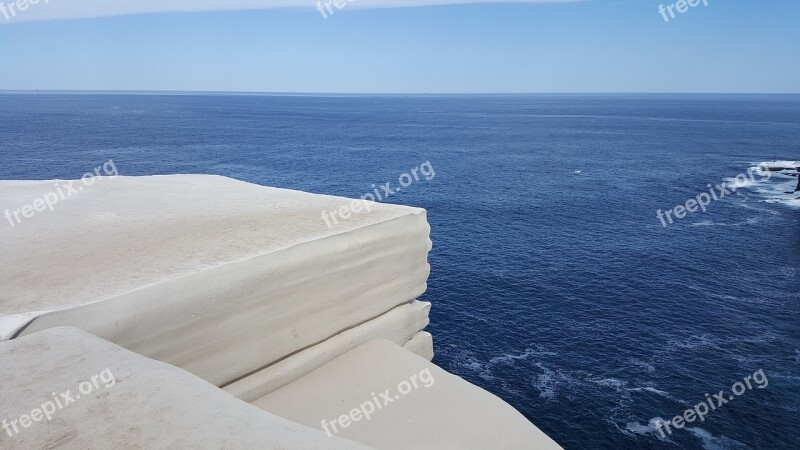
left=0, top=175, right=432, bottom=393
left=0, top=175, right=563, bottom=449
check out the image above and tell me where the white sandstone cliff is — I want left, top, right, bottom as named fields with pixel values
left=0, top=175, right=562, bottom=449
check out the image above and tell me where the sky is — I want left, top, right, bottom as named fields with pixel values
left=0, top=0, right=798, bottom=93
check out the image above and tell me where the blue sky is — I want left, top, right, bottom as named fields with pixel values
left=0, top=0, right=798, bottom=93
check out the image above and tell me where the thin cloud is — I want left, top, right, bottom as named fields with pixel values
left=0, top=0, right=579, bottom=24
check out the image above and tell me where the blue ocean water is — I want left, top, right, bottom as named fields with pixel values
left=1, top=93, right=798, bottom=450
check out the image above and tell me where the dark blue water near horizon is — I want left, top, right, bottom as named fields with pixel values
left=1, top=93, right=798, bottom=450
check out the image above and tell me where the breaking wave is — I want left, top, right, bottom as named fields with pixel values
left=746, top=160, right=800, bottom=208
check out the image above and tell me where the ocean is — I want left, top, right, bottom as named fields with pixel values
left=1, top=93, right=798, bottom=449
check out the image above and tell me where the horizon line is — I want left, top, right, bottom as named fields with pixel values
left=1, top=90, right=800, bottom=96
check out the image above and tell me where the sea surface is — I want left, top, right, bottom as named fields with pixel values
left=1, top=93, right=798, bottom=450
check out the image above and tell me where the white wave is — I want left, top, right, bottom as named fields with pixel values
left=690, top=218, right=758, bottom=227
left=735, top=202, right=781, bottom=215
left=705, top=292, right=739, bottom=301
left=449, top=349, right=496, bottom=381
left=627, top=386, right=668, bottom=396
left=666, top=334, right=723, bottom=352
left=532, top=363, right=580, bottom=400
left=533, top=365, right=559, bottom=400
left=757, top=160, right=800, bottom=168
left=626, top=385, right=686, bottom=403
left=739, top=331, right=780, bottom=345
left=489, top=347, right=557, bottom=365
left=686, top=427, right=749, bottom=450
left=461, top=358, right=495, bottom=381
left=624, top=417, right=670, bottom=438
left=722, top=175, right=763, bottom=190
left=748, top=160, right=800, bottom=208
left=706, top=291, right=778, bottom=307
left=772, top=197, right=800, bottom=208
left=591, top=378, right=625, bottom=390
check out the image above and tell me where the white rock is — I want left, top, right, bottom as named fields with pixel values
left=0, top=327, right=369, bottom=450
left=224, top=300, right=431, bottom=402
left=0, top=175, right=431, bottom=387
left=402, top=331, right=435, bottom=361
left=255, top=339, right=563, bottom=450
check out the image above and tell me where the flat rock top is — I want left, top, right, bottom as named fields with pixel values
left=0, top=327, right=368, bottom=449
left=0, top=175, right=422, bottom=313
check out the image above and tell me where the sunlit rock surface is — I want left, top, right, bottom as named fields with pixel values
left=224, top=300, right=432, bottom=402
left=256, top=339, right=563, bottom=450
left=0, top=327, right=369, bottom=450
left=0, top=175, right=431, bottom=387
